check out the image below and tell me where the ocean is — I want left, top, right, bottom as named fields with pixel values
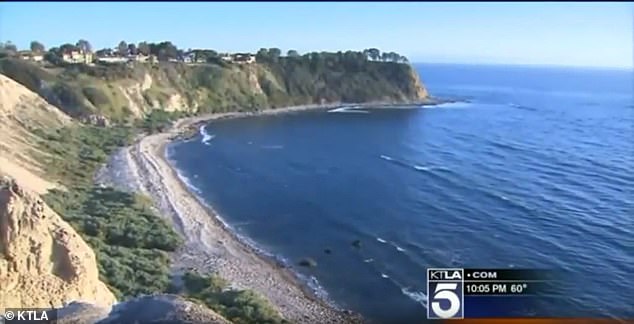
left=167, top=63, right=633, bottom=322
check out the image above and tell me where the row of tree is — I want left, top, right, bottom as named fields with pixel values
left=1, top=40, right=409, bottom=64
left=256, top=47, right=408, bottom=64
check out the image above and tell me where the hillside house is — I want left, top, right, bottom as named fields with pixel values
left=219, top=53, right=256, bottom=64
left=96, top=56, right=127, bottom=64
left=233, top=53, right=256, bottom=64
left=17, top=51, right=44, bottom=62
left=183, top=52, right=194, bottom=64
left=220, top=53, right=233, bottom=62
left=62, top=50, right=93, bottom=64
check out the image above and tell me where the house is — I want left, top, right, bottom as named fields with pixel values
left=183, top=53, right=194, bottom=64
left=17, top=51, right=44, bottom=62
left=128, top=54, right=149, bottom=62
left=96, top=56, right=127, bottom=64
left=219, top=53, right=233, bottom=62
left=62, top=50, right=93, bottom=64
left=233, top=53, right=256, bottom=64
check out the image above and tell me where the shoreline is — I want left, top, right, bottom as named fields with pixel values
left=98, top=103, right=365, bottom=323
left=94, top=100, right=449, bottom=323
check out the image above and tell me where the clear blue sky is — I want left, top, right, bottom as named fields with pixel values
left=1, top=2, right=632, bottom=68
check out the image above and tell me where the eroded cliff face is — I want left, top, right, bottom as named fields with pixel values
left=0, top=58, right=430, bottom=124
left=0, top=178, right=117, bottom=311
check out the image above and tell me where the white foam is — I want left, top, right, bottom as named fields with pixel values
left=380, top=155, right=394, bottom=161
left=381, top=273, right=390, bottom=279
left=401, top=288, right=428, bottom=308
left=392, top=244, right=406, bottom=252
left=328, top=106, right=369, bottom=113
left=377, top=237, right=387, bottom=243
left=363, top=258, right=374, bottom=263
left=413, top=165, right=432, bottom=171
left=199, top=125, right=215, bottom=145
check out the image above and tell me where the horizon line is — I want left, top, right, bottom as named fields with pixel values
left=412, top=61, right=634, bottom=71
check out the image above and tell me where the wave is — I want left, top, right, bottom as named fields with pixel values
left=401, top=288, right=428, bottom=308
left=363, top=258, right=374, bottom=263
left=393, top=244, right=406, bottom=252
left=328, top=106, right=370, bottom=113
left=413, top=165, right=432, bottom=171
left=508, top=103, right=537, bottom=111
left=376, top=237, right=387, bottom=243
left=380, top=155, right=447, bottom=174
left=199, top=125, right=215, bottom=145
left=381, top=273, right=390, bottom=279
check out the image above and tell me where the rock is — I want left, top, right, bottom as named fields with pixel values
left=298, top=257, right=317, bottom=268
left=80, top=114, right=110, bottom=127
left=352, top=239, right=362, bottom=248
left=0, top=178, right=117, bottom=312
left=97, top=294, right=231, bottom=324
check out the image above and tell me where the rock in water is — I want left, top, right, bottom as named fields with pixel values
left=0, top=178, right=117, bottom=311
left=324, top=248, right=332, bottom=254
left=298, top=257, right=318, bottom=267
left=352, top=239, right=362, bottom=248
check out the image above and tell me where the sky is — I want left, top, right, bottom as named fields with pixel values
left=0, top=2, right=632, bottom=68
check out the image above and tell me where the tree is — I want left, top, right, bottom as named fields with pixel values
left=287, top=49, right=300, bottom=58
left=268, top=48, right=281, bottom=60
left=128, top=43, right=137, bottom=55
left=137, top=42, right=150, bottom=56
left=117, top=41, right=128, bottom=56
left=367, top=48, right=380, bottom=61
left=1, top=41, right=18, bottom=55
left=59, top=43, right=77, bottom=53
left=30, top=41, right=45, bottom=53
left=381, top=52, right=389, bottom=62
left=76, top=39, right=92, bottom=53
left=400, top=55, right=409, bottom=64
left=256, top=48, right=269, bottom=62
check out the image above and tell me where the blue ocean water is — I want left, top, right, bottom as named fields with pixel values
left=167, top=64, right=634, bottom=322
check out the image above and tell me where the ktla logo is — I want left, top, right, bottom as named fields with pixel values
left=427, top=268, right=464, bottom=319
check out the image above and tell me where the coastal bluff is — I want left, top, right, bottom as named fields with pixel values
left=0, top=54, right=429, bottom=123
left=0, top=177, right=116, bottom=311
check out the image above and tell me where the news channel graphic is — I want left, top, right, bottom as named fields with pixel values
left=1, top=308, right=57, bottom=323
left=427, top=268, right=561, bottom=319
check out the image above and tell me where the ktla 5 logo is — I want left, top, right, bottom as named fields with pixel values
left=431, top=283, right=462, bottom=319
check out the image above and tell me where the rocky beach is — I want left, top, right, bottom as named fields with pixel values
left=95, top=104, right=362, bottom=324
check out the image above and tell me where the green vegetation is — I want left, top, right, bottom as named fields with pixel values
left=30, top=124, right=180, bottom=298
left=32, top=125, right=132, bottom=186
left=44, top=186, right=181, bottom=298
left=182, top=272, right=287, bottom=324
left=137, top=109, right=190, bottom=134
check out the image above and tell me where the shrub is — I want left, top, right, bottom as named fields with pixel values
left=182, top=271, right=287, bottom=324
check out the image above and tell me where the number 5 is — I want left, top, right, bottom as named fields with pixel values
left=432, top=283, right=461, bottom=319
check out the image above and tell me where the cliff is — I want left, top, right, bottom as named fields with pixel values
left=0, top=56, right=429, bottom=124
left=0, top=177, right=116, bottom=311
left=0, top=74, right=71, bottom=194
